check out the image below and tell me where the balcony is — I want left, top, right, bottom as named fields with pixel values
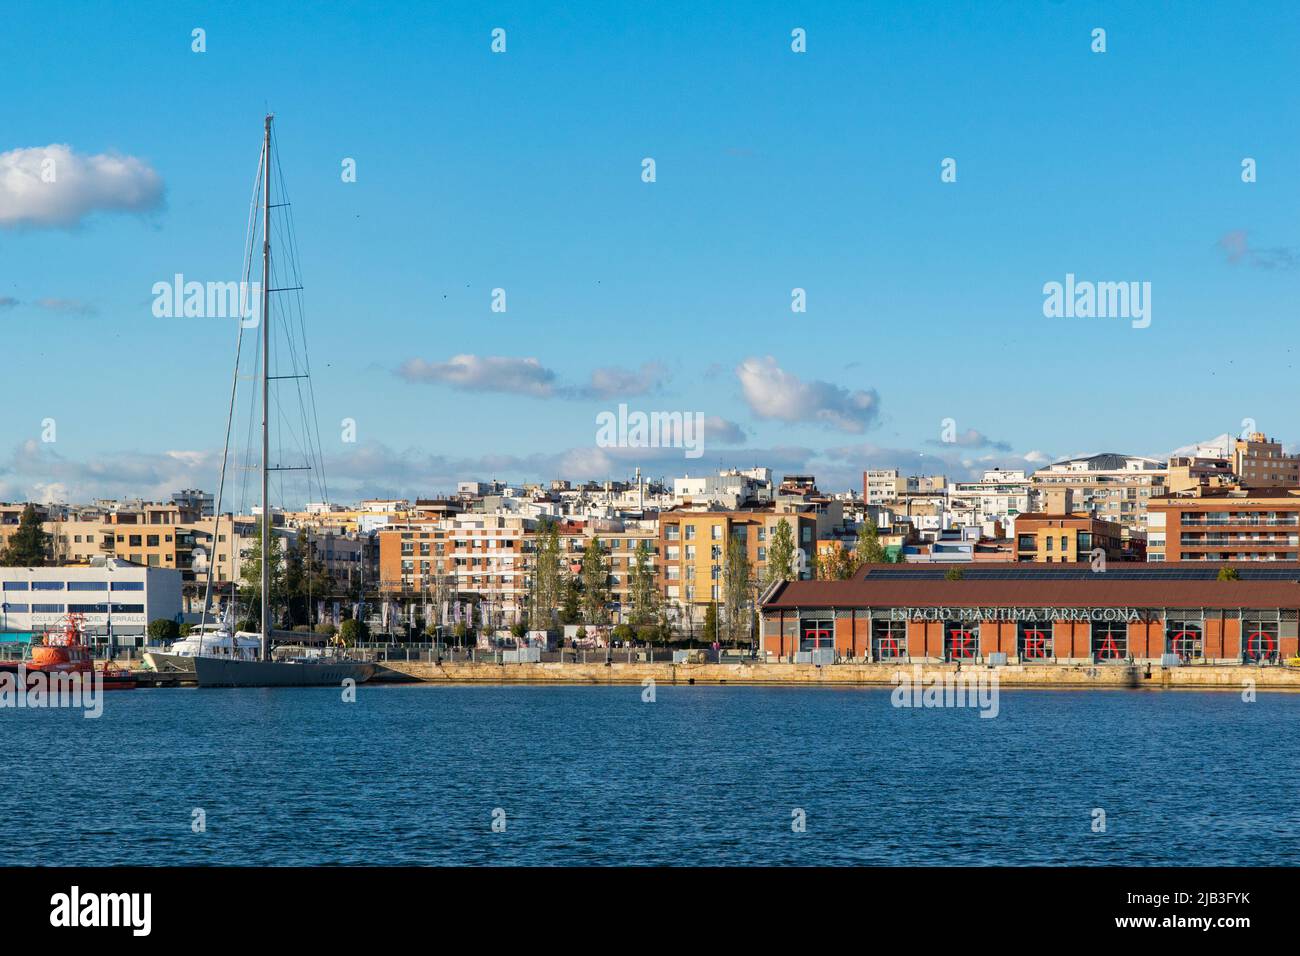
left=1180, top=516, right=1300, bottom=527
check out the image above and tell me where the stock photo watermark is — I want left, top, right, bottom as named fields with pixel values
left=595, top=404, right=705, bottom=459
left=1042, top=273, right=1150, bottom=329
left=152, top=274, right=260, bottom=326
left=890, top=665, right=1000, bottom=718
left=0, top=668, right=103, bottom=718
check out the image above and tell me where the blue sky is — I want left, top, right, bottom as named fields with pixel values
left=1, top=0, right=1298, bottom=503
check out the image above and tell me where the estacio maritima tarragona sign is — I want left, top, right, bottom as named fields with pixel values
left=888, top=607, right=1144, bottom=623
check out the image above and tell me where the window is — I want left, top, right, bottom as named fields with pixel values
left=711, top=525, right=722, bottom=540
left=1243, top=614, right=1280, bottom=663
left=68, top=581, right=107, bottom=591
left=1017, top=620, right=1052, bottom=660
left=32, top=604, right=64, bottom=614
left=129, top=535, right=142, bottom=547
left=1, top=603, right=29, bottom=613
left=800, top=618, right=834, bottom=652
left=944, top=620, right=979, bottom=661
left=147, top=535, right=159, bottom=547
left=685, top=525, right=696, bottom=541
left=872, top=619, right=906, bottom=660
left=1093, top=621, right=1127, bottom=662
left=111, top=581, right=144, bottom=591
left=32, top=581, right=63, bottom=591
left=2, top=581, right=29, bottom=591
left=1166, top=613, right=1203, bottom=663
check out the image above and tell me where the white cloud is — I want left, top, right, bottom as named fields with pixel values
left=0, top=144, right=164, bottom=229
left=397, top=355, right=672, bottom=401
left=702, top=416, right=747, bottom=445
left=396, top=355, right=557, bottom=397
left=736, top=356, right=880, bottom=432
left=579, top=362, right=668, bottom=399
left=928, top=428, right=1011, bottom=451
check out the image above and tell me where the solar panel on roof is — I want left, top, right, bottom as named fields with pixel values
left=861, top=566, right=1300, bottom=582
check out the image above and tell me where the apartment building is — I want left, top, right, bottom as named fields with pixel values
left=658, top=507, right=817, bottom=624
left=1013, top=513, right=1125, bottom=563
left=1165, top=456, right=1236, bottom=494
left=1146, top=486, right=1300, bottom=562
left=948, top=469, right=1031, bottom=525
left=862, top=470, right=947, bottom=507
left=1029, top=453, right=1166, bottom=533
left=673, top=468, right=773, bottom=509
left=377, top=514, right=658, bottom=626
left=1232, top=433, right=1300, bottom=488
left=554, top=519, right=658, bottom=621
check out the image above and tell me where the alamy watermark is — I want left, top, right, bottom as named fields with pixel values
left=596, top=404, right=704, bottom=459
left=0, top=667, right=103, bottom=718
left=1042, top=273, right=1150, bottom=329
left=152, top=274, right=260, bottom=326
left=890, top=665, right=1000, bottom=718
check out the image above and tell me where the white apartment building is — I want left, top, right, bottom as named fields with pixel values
left=673, top=468, right=773, bottom=509
left=949, top=469, right=1031, bottom=525
left=1029, top=453, right=1166, bottom=533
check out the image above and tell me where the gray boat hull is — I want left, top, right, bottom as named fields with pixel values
left=193, top=656, right=376, bottom=687
left=143, top=651, right=196, bottom=675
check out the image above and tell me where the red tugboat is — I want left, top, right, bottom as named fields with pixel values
left=20, top=614, right=137, bottom=689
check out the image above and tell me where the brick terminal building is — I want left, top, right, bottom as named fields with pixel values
left=760, top=563, right=1300, bottom=665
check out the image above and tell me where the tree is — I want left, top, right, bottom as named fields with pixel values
left=765, top=518, right=796, bottom=586
left=855, top=517, right=887, bottom=567
left=817, top=544, right=857, bottom=580
left=339, top=617, right=368, bottom=646
left=702, top=603, right=719, bottom=644
left=239, top=518, right=287, bottom=626
left=628, top=539, right=657, bottom=624
left=1217, top=565, right=1240, bottom=581
left=722, top=530, right=753, bottom=645
left=529, top=518, right=563, bottom=630
left=147, top=618, right=180, bottom=643
left=580, top=535, right=610, bottom=626
left=558, top=573, right=582, bottom=625
left=0, top=504, right=50, bottom=567
left=283, top=534, right=332, bottom=627
left=944, top=566, right=965, bottom=581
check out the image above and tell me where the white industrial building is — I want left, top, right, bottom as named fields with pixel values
left=0, top=559, right=182, bottom=647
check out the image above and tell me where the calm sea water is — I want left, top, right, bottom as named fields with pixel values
left=5, top=684, right=1298, bottom=866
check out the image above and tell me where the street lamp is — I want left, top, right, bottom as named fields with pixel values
left=711, top=562, right=720, bottom=651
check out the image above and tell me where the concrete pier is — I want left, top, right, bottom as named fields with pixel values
left=374, top=660, right=1300, bottom=690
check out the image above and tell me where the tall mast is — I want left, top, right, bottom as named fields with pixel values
left=260, top=114, right=273, bottom=662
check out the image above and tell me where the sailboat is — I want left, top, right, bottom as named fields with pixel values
left=195, top=115, right=375, bottom=688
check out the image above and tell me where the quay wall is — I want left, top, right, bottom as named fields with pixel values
left=374, top=660, right=1300, bottom=690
